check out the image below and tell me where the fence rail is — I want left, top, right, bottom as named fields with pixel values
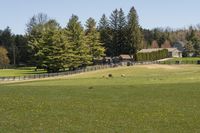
left=0, top=61, right=161, bottom=82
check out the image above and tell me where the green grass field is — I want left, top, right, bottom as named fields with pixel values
left=0, top=67, right=46, bottom=77
left=162, top=57, right=200, bottom=64
left=1, top=65, right=200, bottom=132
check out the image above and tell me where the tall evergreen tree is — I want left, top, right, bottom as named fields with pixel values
left=28, top=19, right=70, bottom=72
left=109, top=9, right=119, bottom=56
left=127, top=6, right=143, bottom=58
left=109, top=8, right=128, bottom=56
left=85, top=18, right=105, bottom=61
left=98, top=14, right=112, bottom=56
left=65, top=15, right=92, bottom=69
left=118, top=8, right=127, bottom=54
left=40, top=20, right=70, bottom=72
left=0, top=27, right=14, bottom=64
left=13, top=35, right=29, bottom=65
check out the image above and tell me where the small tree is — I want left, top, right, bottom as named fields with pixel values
left=0, top=46, right=10, bottom=66
left=184, top=41, right=195, bottom=57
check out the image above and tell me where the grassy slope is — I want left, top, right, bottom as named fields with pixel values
left=1, top=65, right=200, bottom=132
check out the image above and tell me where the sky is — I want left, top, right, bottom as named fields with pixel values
left=0, top=0, right=200, bottom=34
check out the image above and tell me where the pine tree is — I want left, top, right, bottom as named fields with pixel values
left=127, top=6, right=143, bottom=58
left=109, top=9, right=119, bottom=56
left=98, top=14, right=112, bottom=56
left=28, top=19, right=70, bottom=72
left=13, top=35, right=29, bottom=65
left=65, top=15, right=92, bottom=69
left=85, top=18, right=105, bottom=61
left=109, top=8, right=128, bottom=56
left=118, top=8, right=127, bottom=54
left=0, top=27, right=15, bottom=64
left=40, top=20, right=70, bottom=72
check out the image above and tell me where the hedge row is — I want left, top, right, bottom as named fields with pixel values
left=136, top=49, right=168, bottom=61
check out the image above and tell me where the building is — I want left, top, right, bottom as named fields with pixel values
left=118, top=54, right=133, bottom=65
left=138, top=48, right=182, bottom=58
left=167, top=48, right=182, bottom=58
left=119, top=55, right=133, bottom=61
left=173, top=41, right=185, bottom=52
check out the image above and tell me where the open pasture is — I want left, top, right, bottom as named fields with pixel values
left=1, top=65, right=200, bottom=132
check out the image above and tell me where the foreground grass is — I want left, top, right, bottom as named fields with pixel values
left=0, top=67, right=46, bottom=77
left=1, top=65, right=200, bottom=132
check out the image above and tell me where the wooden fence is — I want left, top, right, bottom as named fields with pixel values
left=0, top=61, right=159, bottom=82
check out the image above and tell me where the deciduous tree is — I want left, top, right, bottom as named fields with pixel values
left=0, top=46, right=10, bottom=66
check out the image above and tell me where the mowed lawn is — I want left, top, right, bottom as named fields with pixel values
left=1, top=65, right=200, bottom=132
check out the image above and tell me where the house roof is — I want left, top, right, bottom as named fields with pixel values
left=104, top=57, right=112, bottom=60
left=167, top=48, right=181, bottom=52
left=173, top=41, right=185, bottom=47
left=138, top=48, right=163, bottom=53
left=138, top=48, right=182, bottom=53
left=119, top=54, right=132, bottom=60
left=173, top=41, right=185, bottom=52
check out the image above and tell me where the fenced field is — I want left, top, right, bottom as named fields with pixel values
left=0, top=62, right=158, bottom=82
left=1, top=64, right=200, bottom=132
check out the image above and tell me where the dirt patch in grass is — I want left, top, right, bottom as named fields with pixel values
left=138, top=64, right=181, bottom=69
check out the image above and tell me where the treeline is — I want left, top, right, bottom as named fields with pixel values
left=136, top=49, right=168, bottom=61
left=143, top=26, right=200, bottom=56
left=27, top=14, right=105, bottom=72
left=98, top=7, right=143, bottom=56
left=0, top=6, right=143, bottom=72
left=1, top=5, right=200, bottom=71
left=0, top=28, right=29, bottom=65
